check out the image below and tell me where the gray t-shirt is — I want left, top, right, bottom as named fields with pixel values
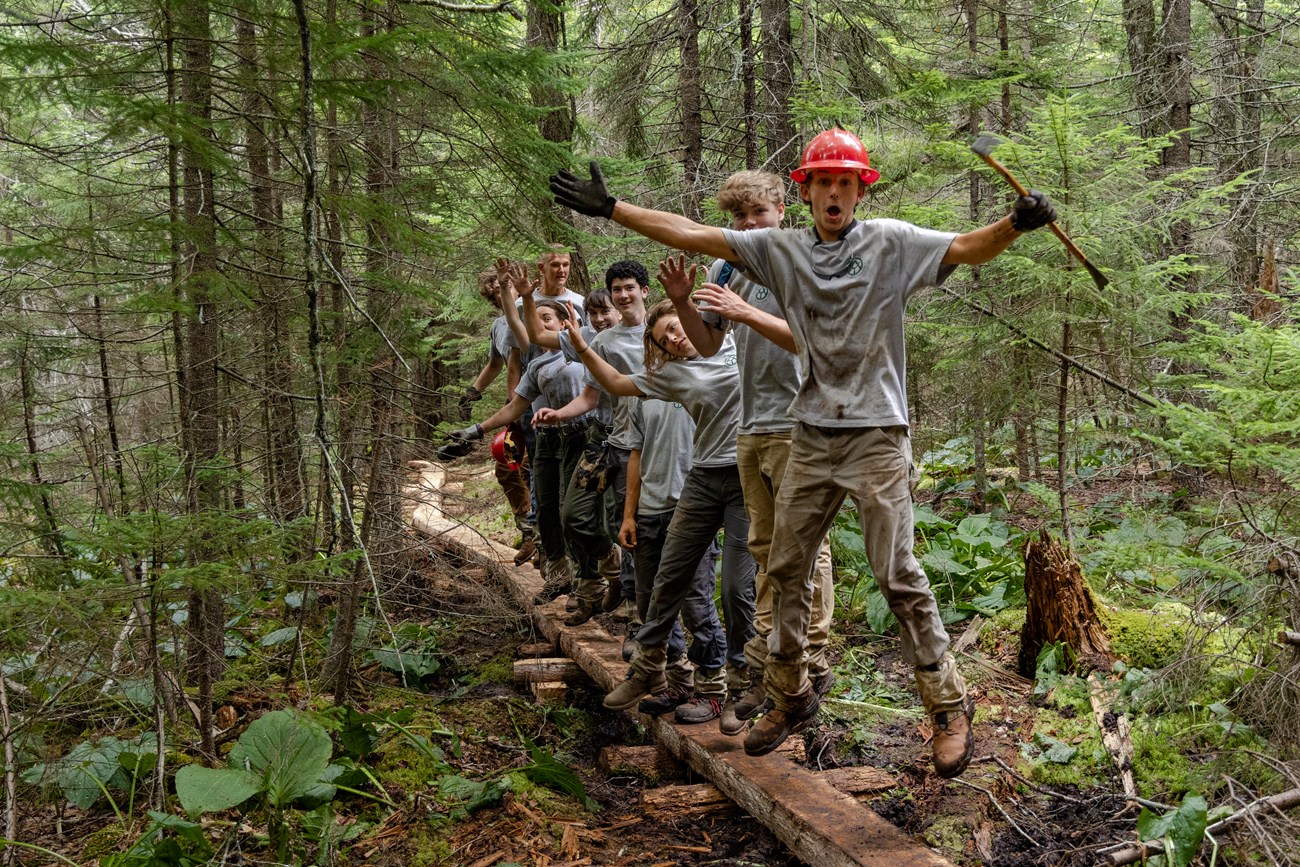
left=515, top=349, right=595, bottom=421
left=626, top=397, right=695, bottom=515
left=488, top=315, right=512, bottom=364
left=557, top=326, right=614, bottom=427
left=585, top=322, right=646, bottom=449
left=628, top=334, right=741, bottom=467
left=507, top=289, right=587, bottom=368
left=723, top=219, right=956, bottom=428
left=705, top=259, right=798, bottom=436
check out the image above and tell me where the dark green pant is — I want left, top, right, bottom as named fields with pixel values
left=533, top=425, right=587, bottom=564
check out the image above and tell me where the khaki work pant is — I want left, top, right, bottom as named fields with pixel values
left=736, top=432, right=835, bottom=681
left=765, top=424, right=960, bottom=713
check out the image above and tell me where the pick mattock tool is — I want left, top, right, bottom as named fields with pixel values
left=970, top=134, right=1110, bottom=290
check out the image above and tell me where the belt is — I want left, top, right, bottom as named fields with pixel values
left=539, top=417, right=595, bottom=436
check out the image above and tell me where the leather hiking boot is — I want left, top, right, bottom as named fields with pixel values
left=513, top=534, right=536, bottom=567
left=743, top=688, right=820, bottom=757
left=621, top=633, right=639, bottom=663
left=604, top=672, right=668, bottom=711
left=931, top=698, right=976, bottom=779
left=601, top=580, right=622, bottom=612
left=675, top=696, right=723, bottom=725
left=718, top=697, right=746, bottom=736
left=733, top=677, right=771, bottom=722
left=563, top=604, right=598, bottom=627
left=637, top=687, right=691, bottom=716
left=565, top=593, right=581, bottom=612
left=611, top=598, right=635, bottom=623
left=813, top=670, right=836, bottom=699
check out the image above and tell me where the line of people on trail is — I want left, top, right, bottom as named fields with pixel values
left=442, top=128, right=1057, bottom=778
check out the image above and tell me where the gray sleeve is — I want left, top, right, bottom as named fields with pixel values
left=885, top=220, right=958, bottom=297
left=629, top=369, right=670, bottom=401
left=721, top=227, right=778, bottom=293
left=515, top=364, right=541, bottom=402
left=624, top=400, right=645, bottom=450
left=558, top=330, right=581, bottom=364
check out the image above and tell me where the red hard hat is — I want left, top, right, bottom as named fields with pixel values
left=790, top=128, right=880, bottom=185
left=491, top=424, right=524, bottom=471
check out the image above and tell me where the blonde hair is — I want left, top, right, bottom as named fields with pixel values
left=717, top=170, right=786, bottom=214
left=642, top=299, right=679, bottom=374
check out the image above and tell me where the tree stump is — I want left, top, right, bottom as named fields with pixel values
left=1018, top=530, right=1115, bottom=677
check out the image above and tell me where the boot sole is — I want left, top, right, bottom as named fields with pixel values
left=743, top=700, right=819, bottom=756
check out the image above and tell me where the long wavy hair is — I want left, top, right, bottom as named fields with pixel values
left=643, top=299, right=684, bottom=374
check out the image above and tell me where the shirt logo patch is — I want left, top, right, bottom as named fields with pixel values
left=754, top=286, right=770, bottom=301
left=724, top=354, right=738, bottom=366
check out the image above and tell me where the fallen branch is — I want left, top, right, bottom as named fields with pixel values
left=950, top=777, right=1039, bottom=847
left=1088, top=674, right=1136, bottom=800
left=1105, top=786, right=1300, bottom=865
left=1278, top=631, right=1300, bottom=648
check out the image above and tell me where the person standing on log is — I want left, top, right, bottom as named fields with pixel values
left=550, top=129, right=1057, bottom=775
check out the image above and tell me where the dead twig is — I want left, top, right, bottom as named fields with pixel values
left=950, top=776, right=1040, bottom=847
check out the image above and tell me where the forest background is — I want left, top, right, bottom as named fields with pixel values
left=0, top=0, right=1298, bottom=863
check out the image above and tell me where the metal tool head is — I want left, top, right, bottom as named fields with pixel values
left=970, top=134, right=1004, bottom=158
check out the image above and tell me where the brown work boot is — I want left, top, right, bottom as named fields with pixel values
left=513, top=532, right=536, bottom=567
left=611, top=598, right=635, bottom=623
left=563, top=603, right=599, bottom=627
left=931, top=697, right=976, bottom=778
left=733, top=675, right=771, bottom=722
left=601, top=580, right=622, bottom=612
left=718, top=695, right=746, bottom=736
left=604, top=671, right=668, bottom=711
left=743, top=686, right=819, bottom=757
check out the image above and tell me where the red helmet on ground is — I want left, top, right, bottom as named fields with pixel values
left=789, top=128, right=880, bottom=186
left=491, top=424, right=524, bottom=471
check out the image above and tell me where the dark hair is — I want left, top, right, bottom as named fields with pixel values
left=586, top=287, right=614, bottom=312
left=534, top=299, right=571, bottom=321
left=605, top=260, right=650, bottom=290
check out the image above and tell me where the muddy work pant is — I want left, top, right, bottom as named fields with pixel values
left=765, top=425, right=959, bottom=713
left=632, top=508, right=716, bottom=666
left=562, top=441, right=635, bottom=607
left=736, top=431, right=835, bottom=682
left=630, top=465, right=756, bottom=698
left=494, top=457, right=532, bottom=531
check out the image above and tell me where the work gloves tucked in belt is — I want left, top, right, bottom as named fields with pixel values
left=1010, top=190, right=1056, bottom=232
left=550, top=162, right=617, bottom=219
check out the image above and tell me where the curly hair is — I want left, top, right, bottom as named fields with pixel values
left=605, top=259, right=650, bottom=290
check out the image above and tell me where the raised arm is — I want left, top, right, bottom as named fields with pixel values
left=551, top=162, right=736, bottom=262
left=657, top=255, right=725, bottom=358
left=943, top=192, right=1056, bottom=266
left=565, top=311, right=643, bottom=398
left=534, top=384, right=600, bottom=426
left=446, top=392, right=531, bottom=445
left=692, top=282, right=797, bottom=354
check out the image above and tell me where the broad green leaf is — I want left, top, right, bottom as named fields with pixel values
left=175, top=766, right=262, bottom=815
left=259, top=626, right=299, bottom=647
left=227, top=709, right=335, bottom=807
left=521, top=744, right=598, bottom=810
left=1136, top=792, right=1208, bottom=867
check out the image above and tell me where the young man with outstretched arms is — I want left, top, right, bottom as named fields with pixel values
left=670, top=171, right=838, bottom=736
left=551, top=129, right=1057, bottom=773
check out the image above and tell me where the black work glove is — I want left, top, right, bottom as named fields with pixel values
left=550, top=161, right=616, bottom=219
left=435, top=440, right=472, bottom=461
left=1010, top=190, right=1056, bottom=232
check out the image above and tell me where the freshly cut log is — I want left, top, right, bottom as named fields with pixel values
left=513, top=658, right=585, bottom=683
left=1019, top=530, right=1115, bottom=677
left=642, top=783, right=735, bottom=817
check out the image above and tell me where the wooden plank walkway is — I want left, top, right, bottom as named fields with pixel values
left=407, top=461, right=954, bottom=867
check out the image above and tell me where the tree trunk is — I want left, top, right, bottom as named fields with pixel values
left=237, top=4, right=306, bottom=528
left=679, top=0, right=702, bottom=219
left=1121, top=0, right=1160, bottom=140
left=19, top=340, right=64, bottom=559
left=760, top=0, right=796, bottom=173
left=739, top=0, right=758, bottom=169
left=176, top=0, right=224, bottom=758
left=1018, top=531, right=1115, bottom=678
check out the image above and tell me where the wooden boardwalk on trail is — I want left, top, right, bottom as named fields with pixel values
left=407, top=461, right=954, bottom=867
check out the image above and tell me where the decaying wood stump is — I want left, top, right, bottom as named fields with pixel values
left=1018, top=530, right=1116, bottom=677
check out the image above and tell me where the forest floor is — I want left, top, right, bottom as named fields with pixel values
left=13, top=451, right=1229, bottom=866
